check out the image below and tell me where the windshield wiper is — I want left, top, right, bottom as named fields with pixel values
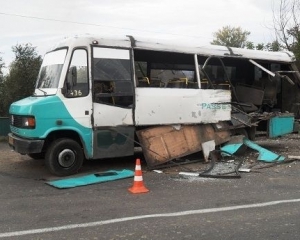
left=32, top=88, right=47, bottom=96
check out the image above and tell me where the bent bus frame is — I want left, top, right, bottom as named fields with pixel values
left=8, top=35, right=299, bottom=176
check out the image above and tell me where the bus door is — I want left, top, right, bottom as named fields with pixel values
left=92, top=47, right=135, bottom=158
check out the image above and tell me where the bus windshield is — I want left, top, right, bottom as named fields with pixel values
left=36, top=49, right=67, bottom=89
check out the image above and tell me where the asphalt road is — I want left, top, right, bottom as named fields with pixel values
left=1, top=138, right=300, bottom=240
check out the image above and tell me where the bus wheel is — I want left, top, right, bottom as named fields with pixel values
left=45, top=138, right=84, bottom=176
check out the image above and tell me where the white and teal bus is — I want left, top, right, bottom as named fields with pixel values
left=8, top=35, right=299, bottom=176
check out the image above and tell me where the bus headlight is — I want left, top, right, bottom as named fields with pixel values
left=10, top=115, right=36, bottom=129
left=22, top=116, right=36, bottom=129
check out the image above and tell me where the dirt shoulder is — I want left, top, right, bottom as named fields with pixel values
left=0, top=133, right=299, bottom=179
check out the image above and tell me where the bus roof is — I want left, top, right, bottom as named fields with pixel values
left=51, top=35, right=296, bottom=63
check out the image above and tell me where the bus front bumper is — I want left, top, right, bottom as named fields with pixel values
left=8, top=133, right=44, bottom=154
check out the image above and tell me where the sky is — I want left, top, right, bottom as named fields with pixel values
left=0, top=0, right=281, bottom=74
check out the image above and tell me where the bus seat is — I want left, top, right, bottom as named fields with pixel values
left=262, top=77, right=278, bottom=107
left=215, top=82, right=230, bottom=90
left=188, top=81, right=198, bottom=89
left=138, top=77, right=150, bottom=87
left=167, top=78, right=188, bottom=88
left=235, top=84, right=264, bottom=113
left=200, top=79, right=209, bottom=89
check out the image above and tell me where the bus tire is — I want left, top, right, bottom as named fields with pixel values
left=45, top=138, right=84, bottom=176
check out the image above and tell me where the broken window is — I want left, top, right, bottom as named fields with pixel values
left=134, top=49, right=197, bottom=88
left=92, top=47, right=133, bottom=108
left=198, top=56, right=233, bottom=90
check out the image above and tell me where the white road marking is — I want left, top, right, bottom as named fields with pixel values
left=1, top=198, right=300, bottom=238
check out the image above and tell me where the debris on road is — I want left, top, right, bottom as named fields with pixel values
left=221, top=137, right=285, bottom=162
left=288, top=155, right=300, bottom=160
left=137, top=124, right=230, bottom=167
left=150, top=133, right=300, bottom=180
left=47, top=169, right=134, bottom=189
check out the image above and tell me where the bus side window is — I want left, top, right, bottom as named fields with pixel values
left=65, top=49, right=89, bottom=98
left=134, top=50, right=196, bottom=88
left=135, top=61, right=151, bottom=87
left=92, top=47, right=133, bottom=107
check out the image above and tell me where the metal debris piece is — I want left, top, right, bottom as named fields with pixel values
left=221, top=138, right=285, bottom=163
left=243, top=139, right=285, bottom=162
left=137, top=124, right=230, bottom=167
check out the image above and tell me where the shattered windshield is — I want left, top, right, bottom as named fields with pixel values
left=36, top=49, right=67, bottom=89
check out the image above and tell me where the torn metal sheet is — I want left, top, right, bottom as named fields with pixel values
left=231, top=111, right=252, bottom=127
left=243, top=139, right=285, bottom=162
left=221, top=135, right=244, bottom=155
left=249, top=59, right=276, bottom=77
left=198, top=149, right=243, bottom=179
left=238, top=168, right=251, bottom=173
left=135, top=88, right=231, bottom=126
left=179, top=172, right=199, bottom=177
left=46, top=169, right=134, bottom=189
left=221, top=138, right=285, bottom=162
left=201, top=140, right=216, bottom=162
left=137, top=124, right=230, bottom=167
left=288, top=155, right=300, bottom=160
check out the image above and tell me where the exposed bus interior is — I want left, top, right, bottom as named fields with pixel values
left=134, top=48, right=299, bottom=139
left=198, top=56, right=298, bottom=137
left=134, top=50, right=197, bottom=89
left=90, top=46, right=298, bottom=168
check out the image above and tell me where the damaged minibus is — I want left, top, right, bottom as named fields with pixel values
left=8, top=35, right=299, bottom=176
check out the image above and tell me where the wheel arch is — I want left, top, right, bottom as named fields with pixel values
left=43, top=129, right=89, bottom=159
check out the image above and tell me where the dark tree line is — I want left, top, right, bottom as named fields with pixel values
left=1, top=1, right=300, bottom=117
left=211, top=0, right=300, bottom=60
left=211, top=26, right=282, bottom=52
left=0, top=44, right=42, bottom=116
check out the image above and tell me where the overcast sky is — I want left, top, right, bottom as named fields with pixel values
left=0, top=0, right=280, bottom=73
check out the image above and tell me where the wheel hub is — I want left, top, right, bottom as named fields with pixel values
left=58, top=149, right=76, bottom=168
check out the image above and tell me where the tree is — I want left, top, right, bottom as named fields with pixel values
left=211, top=26, right=251, bottom=48
left=0, top=55, right=4, bottom=83
left=0, top=44, right=42, bottom=116
left=266, top=40, right=282, bottom=51
left=272, top=0, right=300, bottom=59
left=245, top=41, right=255, bottom=50
left=244, top=40, right=282, bottom=51
left=0, top=56, right=5, bottom=116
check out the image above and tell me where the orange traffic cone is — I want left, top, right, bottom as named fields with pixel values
left=128, top=158, right=149, bottom=194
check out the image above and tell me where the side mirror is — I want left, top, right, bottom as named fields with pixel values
left=70, top=66, right=77, bottom=86
left=67, top=66, right=77, bottom=88
left=63, top=66, right=77, bottom=97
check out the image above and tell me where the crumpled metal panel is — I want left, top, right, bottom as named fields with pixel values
left=137, top=124, right=230, bottom=167
left=135, top=88, right=231, bottom=126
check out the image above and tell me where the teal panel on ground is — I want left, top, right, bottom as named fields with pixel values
left=243, top=139, right=285, bottom=162
left=221, top=143, right=243, bottom=155
left=221, top=139, right=285, bottom=163
left=47, top=169, right=134, bottom=189
left=269, top=116, right=294, bottom=138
